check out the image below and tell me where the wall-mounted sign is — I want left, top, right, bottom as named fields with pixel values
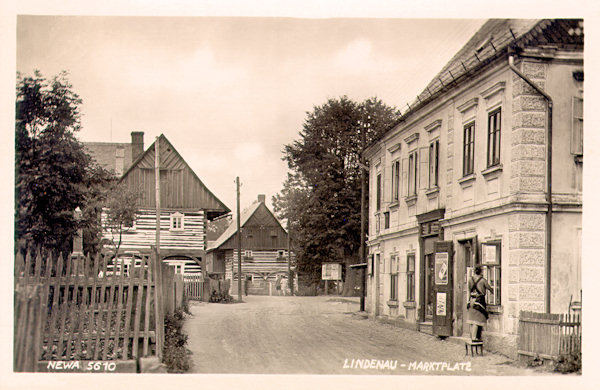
left=482, top=244, right=497, bottom=265
left=436, top=292, right=447, bottom=316
left=322, top=263, right=342, bottom=280
left=435, top=253, right=449, bottom=285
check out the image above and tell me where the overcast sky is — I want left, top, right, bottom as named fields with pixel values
left=16, top=15, right=486, bottom=210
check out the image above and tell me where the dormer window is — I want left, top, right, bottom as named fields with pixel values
left=170, top=212, right=185, bottom=231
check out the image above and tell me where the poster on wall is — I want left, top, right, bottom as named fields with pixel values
left=436, top=292, right=447, bottom=316
left=434, top=252, right=449, bottom=285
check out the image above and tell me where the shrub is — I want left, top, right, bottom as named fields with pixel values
left=162, top=308, right=191, bottom=373
left=553, top=351, right=582, bottom=374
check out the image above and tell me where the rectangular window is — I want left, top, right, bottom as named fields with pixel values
left=390, top=255, right=398, bottom=301
left=571, top=96, right=583, bottom=156
left=408, top=151, right=418, bottom=196
left=429, top=139, right=439, bottom=188
left=406, top=253, right=415, bottom=302
left=384, top=212, right=390, bottom=229
left=481, top=243, right=501, bottom=306
left=487, top=108, right=501, bottom=167
left=391, top=160, right=400, bottom=201
left=376, top=173, right=382, bottom=211
left=169, top=212, right=184, bottom=231
left=463, top=122, right=475, bottom=176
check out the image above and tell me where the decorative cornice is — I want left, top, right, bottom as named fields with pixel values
left=388, top=143, right=401, bottom=153
left=481, top=81, right=506, bottom=100
left=404, top=133, right=420, bottom=144
left=457, top=97, right=479, bottom=113
left=424, top=119, right=442, bottom=132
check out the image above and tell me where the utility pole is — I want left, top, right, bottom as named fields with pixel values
left=287, top=219, right=293, bottom=295
left=359, top=116, right=369, bottom=312
left=155, top=136, right=161, bottom=259
left=236, top=177, right=242, bottom=302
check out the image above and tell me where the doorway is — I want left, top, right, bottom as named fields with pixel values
left=457, top=237, right=478, bottom=337
left=424, top=253, right=435, bottom=320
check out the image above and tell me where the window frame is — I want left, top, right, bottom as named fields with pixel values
left=406, top=253, right=415, bottom=302
left=376, top=173, right=382, bottom=211
left=390, top=255, right=398, bottom=301
left=571, top=96, right=583, bottom=156
left=463, top=121, right=475, bottom=176
left=169, top=212, right=185, bottom=231
left=487, top=108, right=502, bottom=167
left=391, top=159, right=400, bottom=202
left=481, top=242, right=501, bottom=306
left=384, top=212, right=390, bottom=229
left=408, top=150, right=418, bottom=196
left=428, top=139, right=439, bottom=188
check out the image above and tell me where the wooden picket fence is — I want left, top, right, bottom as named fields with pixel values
left=518, top=310, right=582, bottom=360
left=183, top=274, right=203, bottom=300
left=13, top=248, right=182, bottom=372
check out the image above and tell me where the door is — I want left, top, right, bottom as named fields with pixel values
left=432, top=241, right=454, bottom=337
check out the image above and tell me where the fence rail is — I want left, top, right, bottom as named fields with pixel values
left=517, top=310, right=581, bottom=360
left=14, top=248, right=184, bottom=372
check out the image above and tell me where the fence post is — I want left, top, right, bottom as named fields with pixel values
left=152, top=247, right=164, bottom=361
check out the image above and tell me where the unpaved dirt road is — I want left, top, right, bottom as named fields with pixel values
left=183, top=295, right=541, bottom=375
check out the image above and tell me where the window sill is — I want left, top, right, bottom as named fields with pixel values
left=387, top=300, right=399, bottom=308
left=405, top=194, right=417, bottom=207
left=458, top=174, right=476, bottom=187
left=425, top=186, right=439, bottom=198
left=403, top=301, right=416, bottom=309
left=481, top=164, right=503, bottom=180
left=488, top=305, right=503, bottom=314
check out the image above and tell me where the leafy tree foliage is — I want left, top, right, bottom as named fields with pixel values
left=102, top=183, right=140, bottom=257
left=274, top=96, right=401, bottom=291
left=15, top=71, right=109, bottom=254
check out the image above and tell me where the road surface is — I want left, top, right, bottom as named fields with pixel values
left=183, top=295, right=541, bottom=375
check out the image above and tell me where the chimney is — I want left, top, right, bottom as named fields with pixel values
left=258, top=194, right=266, bottom=204
left=131, top=131, right=144, bottom=162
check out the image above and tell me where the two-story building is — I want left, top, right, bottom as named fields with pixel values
left=86, top=132, right=230, bottom=274
left=364, top=19, right=583, bottom=357
left=206, top=194, right=296, bottom=295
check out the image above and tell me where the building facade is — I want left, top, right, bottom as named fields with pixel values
left=364, top=19, right=583, bottom=356
left=86, top=133, right=230, bottom=274
left=206, top=194, right=296, bottom=295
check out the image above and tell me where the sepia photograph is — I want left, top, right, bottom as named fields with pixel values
left=3, top=1, right=598, bottom=389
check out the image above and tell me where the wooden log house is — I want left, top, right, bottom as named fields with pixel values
left=206, top=195, right=295, bottom=295
left=86, top=133, right=230, bottom=275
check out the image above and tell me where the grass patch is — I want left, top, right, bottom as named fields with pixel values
left=162, top=308, right=192, bottom=373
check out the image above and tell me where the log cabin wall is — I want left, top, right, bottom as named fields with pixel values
left=102, top=209, right=206, bottom=254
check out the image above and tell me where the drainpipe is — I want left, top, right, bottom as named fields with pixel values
left=508, top=55, right=553, bottom=314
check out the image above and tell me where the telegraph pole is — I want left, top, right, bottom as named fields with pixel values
left=287, top=219, right=293, bottom=296
left=359, top=117, right=369, bottom=312
left=236, top=177, right=242, bottom=302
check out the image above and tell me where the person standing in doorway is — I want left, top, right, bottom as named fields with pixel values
left=467, top=265, right=494, bottom=342
left=281, top=277, right=288, bottom=296
left=275, top=275, right=282, bottom=296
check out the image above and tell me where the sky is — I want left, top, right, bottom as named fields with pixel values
left=15, top=15, right=486, bottom=211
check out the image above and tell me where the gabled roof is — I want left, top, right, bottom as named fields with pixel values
left=208, top=200, right=286, bottom=251
left=120, top=134, right=230, bottom=217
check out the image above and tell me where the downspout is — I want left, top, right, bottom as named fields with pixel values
left=508, top=55, right=553, bottom=314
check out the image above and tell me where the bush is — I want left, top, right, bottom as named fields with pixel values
left=162, top=308, right=191, bottom=373
left=553, top=351, right=582, bottom=374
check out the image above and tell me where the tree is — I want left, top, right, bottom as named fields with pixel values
left=274, top=96, right=401, bottom=294
left=15, top=70, right=101, bottom=254
left=102, top=183, right=140, bottom=258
